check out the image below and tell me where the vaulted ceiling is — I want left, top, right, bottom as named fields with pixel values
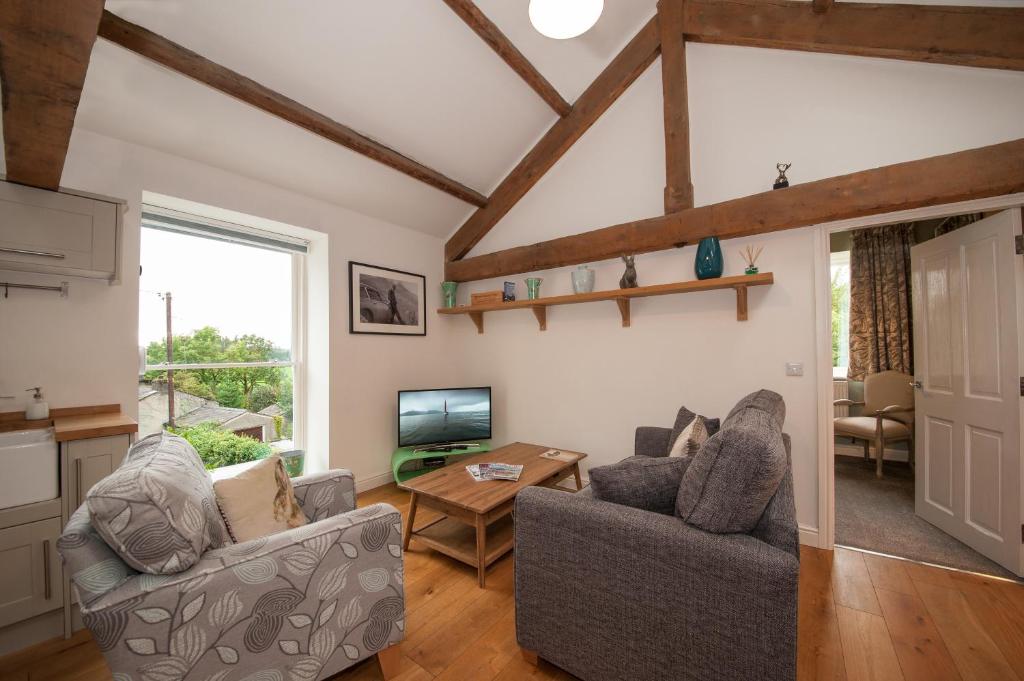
left=73, top=0, right=658, bottom=236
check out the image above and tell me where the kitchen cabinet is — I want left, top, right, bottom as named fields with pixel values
left=0, top=180, right=124, bottom=281
left=0, top=518, right=63, bottom=629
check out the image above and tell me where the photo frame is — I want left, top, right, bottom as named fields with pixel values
left=349, top=261, right=427, bottom=336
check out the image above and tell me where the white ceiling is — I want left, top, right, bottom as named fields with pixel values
left=71, top=1, right=657, bottom=237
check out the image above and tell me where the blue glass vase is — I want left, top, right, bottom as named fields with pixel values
left=695, top=236, right=724, bottom=280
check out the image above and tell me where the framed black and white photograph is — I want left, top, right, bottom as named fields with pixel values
left=349, top=261, right=426, bottom=336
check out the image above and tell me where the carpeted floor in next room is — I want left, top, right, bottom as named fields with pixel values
left=834, top=455, right=1018, bottom=580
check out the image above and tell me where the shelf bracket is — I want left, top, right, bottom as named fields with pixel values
left=469, top=311, right=484, bottom=334
left=531, top=305, right=547, bottom=331
left=615, top=297, right=630, bottom=327
left=735, top=284, right=748, bottom=321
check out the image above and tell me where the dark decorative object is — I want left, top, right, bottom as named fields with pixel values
left=503, top=281, right=516, bottom=301
left=695, top=237, right=724, bottom=280
left=773, top=162, right=791, bottom=190
left=349, top=261, right=426, bottom=336
left=619, top=255, right=638, bottom=288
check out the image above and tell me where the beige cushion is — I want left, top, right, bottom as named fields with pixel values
left=669, top=415, right=710, bottom=458
left=213, top=456, right=308, bottom=542
left=834, top=416, right=911, bottom=440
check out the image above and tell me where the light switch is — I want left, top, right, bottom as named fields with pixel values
left=785, top=362, right=804, bottom=377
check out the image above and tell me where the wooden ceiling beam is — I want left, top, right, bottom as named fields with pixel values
left=445, top=17, right=660, bottom=261
left=98, top=11, right=487, bottom=207
left=658, top=0, right=693, bottom=213
left=683, top=0, right=1024, bottom=72
left=444, top=138, right=1024, bottom=282
left=442, top=0, right=571, bottom=117
left=0, top=0, right=104, bottom=190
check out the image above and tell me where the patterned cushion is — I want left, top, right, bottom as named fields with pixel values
left=590, top=456, right=691, bottom=515
left=669, top=406, right=721, bottom=448
left=214, top=456, right=308, bottom=542
left=723, top=389, right=786, bottom=430
left=675, top=405, right=787, bottom=533
left=87, top=432, right=229, bottom=574
left=668, top=415, right=711, bottom=458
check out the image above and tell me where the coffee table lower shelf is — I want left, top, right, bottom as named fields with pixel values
left=410, top=515, right=515, bottom=570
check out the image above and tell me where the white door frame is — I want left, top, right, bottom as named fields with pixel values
left=812, top=193, right=1024, bottom=551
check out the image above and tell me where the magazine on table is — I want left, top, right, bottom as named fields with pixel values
left=466, top=463, right=523, bottom=482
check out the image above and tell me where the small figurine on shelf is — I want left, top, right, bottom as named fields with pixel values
left=619, top=255, right=638, bottom=289
left=740, top=245, right=763, bottom=275
left=773, top=163, right=791, bottom=190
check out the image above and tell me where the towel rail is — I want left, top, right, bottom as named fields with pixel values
left=1, top=281, right=69, bottom=298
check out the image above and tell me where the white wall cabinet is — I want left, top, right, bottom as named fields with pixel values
left=0, top=181, right=123, bottom=281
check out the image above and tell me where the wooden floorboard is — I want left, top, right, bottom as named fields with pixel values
left=3, top=486, right=1024, bottom=681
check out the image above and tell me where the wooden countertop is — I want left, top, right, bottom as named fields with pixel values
left=53, top=412, right=138, bottom=442
left=0, top=404, right=137, bottom=441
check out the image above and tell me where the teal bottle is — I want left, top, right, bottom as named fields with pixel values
left=695, top=237, right=724, bottom=280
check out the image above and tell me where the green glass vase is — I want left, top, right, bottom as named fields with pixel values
left=695, top=237, right=724, bottom=280
left=441, top=281, right=458, bottom=308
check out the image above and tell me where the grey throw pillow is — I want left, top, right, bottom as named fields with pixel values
left=675, top=407, right=787, bottom=533
left=723, top=389, right=785, bottom=430
left=590, top=456, right=691, bottom=515
left=87, top=432, right=229, bottom=574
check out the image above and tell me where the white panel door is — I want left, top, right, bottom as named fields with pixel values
left=912, top=209, right=1023, bottom=575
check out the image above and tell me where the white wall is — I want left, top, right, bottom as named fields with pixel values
left=0, top=129, right=456, bottom=485
left=455, top=45, right=1024, bottom=534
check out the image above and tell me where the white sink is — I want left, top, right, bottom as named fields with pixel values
left=0, top=428, right=58, bottom=510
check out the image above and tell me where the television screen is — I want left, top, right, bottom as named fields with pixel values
left=398, top=387, right=491, bottom=448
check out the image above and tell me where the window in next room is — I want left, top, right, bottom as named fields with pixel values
left=137, top=206, right=307, bottom=475
left=830, top=249, right=851, bottom=379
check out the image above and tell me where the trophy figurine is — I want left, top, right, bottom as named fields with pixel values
left=773, top=162, right=791, bottom=190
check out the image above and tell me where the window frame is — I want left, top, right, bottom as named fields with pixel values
left=140, top=225, right=307, bottom=454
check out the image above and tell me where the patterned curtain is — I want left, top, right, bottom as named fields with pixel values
left=847, top=223, right=915, bottom=382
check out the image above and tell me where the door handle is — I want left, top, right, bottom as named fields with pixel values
left=0, top=246, right=65, bottom=259
left=911, top=381, right=923, bottom=389
left=43, top=539, right=51, bottom=600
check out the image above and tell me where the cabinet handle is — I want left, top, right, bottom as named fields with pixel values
left=43, top=539, right=52, bottom=600
left=0, top=246, right=65, bottom=259
left=74, top=458, right=82, bottom=509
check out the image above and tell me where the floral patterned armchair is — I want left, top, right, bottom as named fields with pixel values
left=59, top=469, right=405, bottom=681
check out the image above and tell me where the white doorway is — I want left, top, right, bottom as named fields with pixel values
left=813, top=195, right=1024, bottom=579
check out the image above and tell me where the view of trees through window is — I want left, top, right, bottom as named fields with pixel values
left=831, top=251, right=851, bottom=375
left=139, top=218, right=300, bottom=473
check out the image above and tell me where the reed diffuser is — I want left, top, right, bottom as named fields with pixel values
left=740, top=245, right=763, bottom=275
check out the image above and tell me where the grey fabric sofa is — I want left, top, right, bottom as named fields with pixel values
left=59, top=441, right=405, bottom=680
left=514, top=403, right=800, bottom=681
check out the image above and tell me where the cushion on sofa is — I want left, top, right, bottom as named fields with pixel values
left=87, top=432, right=229, bottom=574
left=723, top=389, right=785, bottom=430
left=590, top=455, right=692, bottom=515
left=675, top=407, right=787, bottom=533
left=669, top=415, right=711, bottom=458
left=669, top=406, right=721, bottom=450
left=214, top=455, right=308, bottom=542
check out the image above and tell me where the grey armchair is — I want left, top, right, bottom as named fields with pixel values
left=514, top=414, right=799, bottom=681
left=59, top=469, right=406, bottom=680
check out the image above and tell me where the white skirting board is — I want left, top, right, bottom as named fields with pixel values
left=356, top=471, right=397, bottom=492
left=799, top=525, right=819, bottom=547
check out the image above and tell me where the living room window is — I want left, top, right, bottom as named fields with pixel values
left=138, top=206, right=307, bottom=474
left=830, top=249, right=851, bottom=379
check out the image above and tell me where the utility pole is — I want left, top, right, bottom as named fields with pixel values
left=164, top=292, right=175, bottom=427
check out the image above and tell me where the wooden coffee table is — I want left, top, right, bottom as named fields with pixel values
left=398, top=442, right=585, bottom=587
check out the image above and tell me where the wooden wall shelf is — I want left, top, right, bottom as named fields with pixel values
left=438, top=273, right=773, bottom=333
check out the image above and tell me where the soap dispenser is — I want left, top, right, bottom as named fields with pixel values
left=25, top=387, right=49, bottom=420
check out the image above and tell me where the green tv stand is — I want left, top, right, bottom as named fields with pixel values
left=391, top=443, right=491, bottom=484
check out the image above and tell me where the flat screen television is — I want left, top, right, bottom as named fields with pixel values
left=398, top=387, right=491, bottom=448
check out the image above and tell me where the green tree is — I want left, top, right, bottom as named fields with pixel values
left=831, top=272, right=849, bottom=366
left=248, top=383, right=278, bottom=413
left=170, top=422, right=271, bottom=470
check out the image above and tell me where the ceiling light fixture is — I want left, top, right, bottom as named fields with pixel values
left=529, top=0, right=604, bottom=40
